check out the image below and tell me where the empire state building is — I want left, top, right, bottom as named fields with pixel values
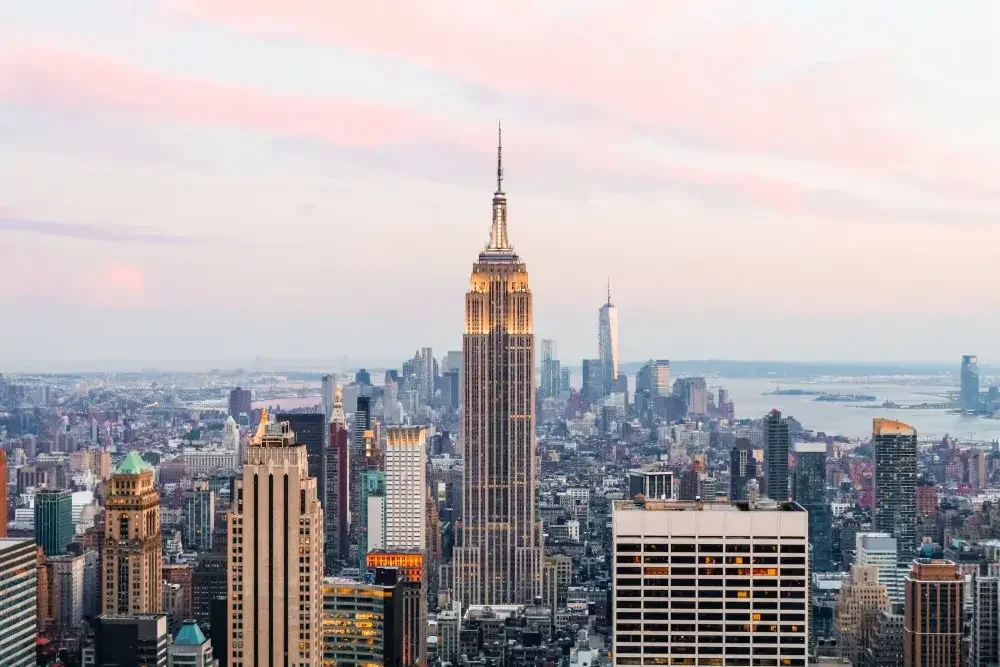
left=454, top=128, right=543, bottom=606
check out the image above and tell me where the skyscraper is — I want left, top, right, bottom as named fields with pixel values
left=321, top=373, right=336, bottom=421
left=834, top=564, right=891, bottom=666
left=228, top=386, right=252, bottom=421
left=385, top=426, right=427, bottom=550
left=322, top=568, right=403, bottom=667
left=349, top=395, right=372, bottom=549
left=582, top=359, right=602, bottom=404
left=961, top=354, right=980, bottom=410
left=855, top=532, right=902, bottom=604
left=366, top=550, right=427, bottom=667
left=598, top=281, right=619, bottom=397
left=730, top=437, right=757, bottom=502
left=611, top=498, right=810, bottom=666
left=420, top=347, right=435, bottom=404
left=359, top=471, right=387, bottom=568
left=182, top=481, right=215, bottom=553
left=764, top=409, right=790, bottom=501
left=103, top=452, right=162, bottom=615
left=228, top=410, right=324, bottom=667
left=540, top=339, right=561, bottom=398
left=222, top=415, right=240, bottom=470
left=793, top=442, right=831, bottom=571
left=0, top=537, right=38, bottom=667
left=278, top=412, right=326, bottom=524
left=972, top=574, right=999, bottom=667
left=873, top=418, right=917, bottom=566
left=455, top=128, right=543, bottom=607
left=327, top=386, right=350, bottom=568
left=904, top=559, right=963, bottom=667
left=35, top=488, right=73, bottom=556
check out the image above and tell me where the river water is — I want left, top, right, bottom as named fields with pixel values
left=252, top=373, right=1000, bottom=442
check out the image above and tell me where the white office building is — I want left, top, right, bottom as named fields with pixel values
left=385, top=426, right=427, bottom=549
left=855, top=532, right=902, bottom=605
left=611, top=498, right=809, bottom=667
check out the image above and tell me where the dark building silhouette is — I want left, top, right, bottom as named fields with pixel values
left=794, top=442, right=832, bottom=571
left=328, top=415, right=350, bottom=567
left=228, top=386, right=251, bottom=419
left=961, top=354, right=980, bottom=410
left=873, top=418, right=918, bottom=566
left=581, top=359, right=602, bottom=404
left=764, top=409, right=789, bottom=501
left=355, top=368, right=372, bottom=386
left=349, top=396, right=372, bottom=550
left=278, top=412, right=326, bottom=518
left=730, top=438, right=758, bottom=501
left=93, top=614, right=169, bottom=667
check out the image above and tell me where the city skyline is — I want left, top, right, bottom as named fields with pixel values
left=2, top=2, right=1000, bottom=364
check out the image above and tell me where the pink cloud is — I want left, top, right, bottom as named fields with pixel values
left=0, top=42, right=442, bottom=147
left=81, top=261, right=146, bottom=307
left=169, top=0, right=919, bottom=172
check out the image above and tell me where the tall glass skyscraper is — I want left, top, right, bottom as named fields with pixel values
left=455, top=128, right=543, bottom=606
left=598, top=282, right=619, bottom=397
left=873, top=418, right=918, bottom=566
left=35, top=489, right=72, bottom=556
left=765, top=409, right=790, bottom=501
left=793, top=442, right=831, bottom=571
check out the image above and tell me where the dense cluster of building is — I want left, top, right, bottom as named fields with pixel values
left=3, top=136, right=1000, bottom=667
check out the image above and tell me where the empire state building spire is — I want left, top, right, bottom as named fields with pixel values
left=487, top=122, right=510, bottom=251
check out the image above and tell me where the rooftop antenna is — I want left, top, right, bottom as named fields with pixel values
left=496, top=120, right=503, bottom=193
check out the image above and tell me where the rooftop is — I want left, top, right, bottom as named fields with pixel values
left=174, top=619, right=207, bottom=646
left=115, top=451, right=153, bottom=475
left=613, top=499, right=804, bottom=513
left=873, top=418, right=916, bottom=437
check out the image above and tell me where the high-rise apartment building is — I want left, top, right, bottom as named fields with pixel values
left=366, top=550, right=427, bottom=667
left=834, top=564, right=892, bottom=667
left=0, top=449, right=7, bottom=537
left=93, top=614, right=169, bottom=667
left=385, top=426, right=427, bottom=550
left=455, top=129, right=543, bottom=607
left=961, top=354, right=980, bottom=411
left=279, top=412, right=327, bottom=522
left=182, top=481, right=215, bottom=553
left=327, top=386, right=350, bottom=569
left=972, top=575, right=999, bottom=667
left=598, top=283, right=619, bottom=397
left=793, top=442, right=831, bottom=570
left=228, top=386, right=252, bottom=420
left=49, top=552, right=85, bottom=633
left=611, top=498, right=810, bottom=667
left=322, top=568, right=403, bottom=667
left=873, top=418, right=918, bottom=566
left=904, top=559, right=963, bottom=667
left=35, top=488, right=73, bottom=556
left=349, top=395, right=372, bottom=549
left=103, top=452, right=162, bottom=615
left=855, top=532, right=902, bottom=605
left=228, top=411, right=324, bottom=667
left=764, top=409, right=790, bottom=501
left=0, top=537, right=38, bottom=667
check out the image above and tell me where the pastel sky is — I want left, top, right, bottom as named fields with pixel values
left=1, top=0, right=999, bottom=369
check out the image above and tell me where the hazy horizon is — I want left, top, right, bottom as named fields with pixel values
left=2, top=1, right=999, bottom=364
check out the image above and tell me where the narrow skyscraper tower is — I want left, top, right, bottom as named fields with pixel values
left=598, top=279, right=619, bottom=397
left=228, top=409, right=324, bottom=667
left=873, top=418, right=917, bottom=566
left=455, top=127, right=543, bottom=606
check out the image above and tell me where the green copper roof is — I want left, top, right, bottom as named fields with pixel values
left=175, top=619, right=207, bottom=645
left=114, top=451, right=153, bottom=475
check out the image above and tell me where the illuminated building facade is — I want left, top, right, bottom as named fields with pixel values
left=455, top=127, right=543, bottom=607
left=366, top=550, right=426, bottom=667
left=228, top=410, right=324, bottom=667
left=322, top=568, right=403, bottom=667
left=102, top=452, right=162, bottom=615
